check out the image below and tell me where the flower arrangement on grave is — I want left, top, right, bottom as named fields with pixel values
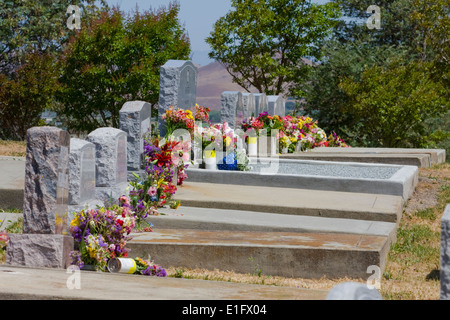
left=69, top=206, right=135, bottom=271
left=127, top=138, right=182, bottom=229
left=326, top=132, right=349, bottom=148
left=0, top=220, right=8, bottom=250
left=69, top=205, right=167, bottom=277
left=161, top=106, right=195, bottom=137
left=256, top=112, right=284, bottom=137
left=194, top=104, right=211, bottom=125
left=134, top=256, right=167, bottom=277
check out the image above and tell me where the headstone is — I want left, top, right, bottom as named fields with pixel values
left=267, top=95, right=285, bottom=116
left=326, top=282, right=383, bottom=300
left=67, top=138, right=103, bottom=222
left=87, top=128, right=129, bottom=205
left=221, top=91, right=243, bottom=130
left=119, top=101, right=152, bottom=180
left=242, top=93, right=256, bottom=118
left=254, top=93, right=268, bottom=116
left=6, top=126, right=74, bottom=269
left=158, top=60, right=198, bottom=136
left=441, top=204, right=450, bottom=300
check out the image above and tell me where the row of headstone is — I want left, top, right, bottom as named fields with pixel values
left=7, top=126, right=129, bottom=269
left=221, top=91, right=286, bottom=130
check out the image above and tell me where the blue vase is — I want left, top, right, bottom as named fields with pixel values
left=217, top=152, right=238, bottom=171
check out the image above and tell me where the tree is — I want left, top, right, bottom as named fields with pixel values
left=0, top=0, right=105, bottom=78
left=0, top=52, right=58, bottom=140
left=0, top=0, right=106, bottom=140
left=338, top=60, right=448, bottom=148
left=56, top=4, right=191, bottom=133
left=299, top=0, right=449, bottom=149
left=206, top=0, right=340, bottom=97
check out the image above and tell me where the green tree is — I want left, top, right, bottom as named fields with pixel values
left=206, top=0, right=340, bottom=97
left=0, top=0, right=104, bottom=78
left=0, top=0, right=106, bottom=140
left=0, top=52, right=58, bottom=140
left=339, top=60, right=448, bottom=148
left=56, top=4, right=191, bottom=133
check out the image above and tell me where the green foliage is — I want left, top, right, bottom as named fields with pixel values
left=0, top=0, right=104, bottom=78
left=339, top=60, right=448, bottom=148
left=0, top=0, right=105, bottom=140
left=56, top=4, right=190, bottom=133
left=299, top=0, right=449, bottom=149
left=206, top=0, right=341, bottom=96
left=0, top=53, right=59, bottom=140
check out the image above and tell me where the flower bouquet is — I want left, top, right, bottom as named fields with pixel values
left=161, top=106, right=195, bottom=137
left=127, top=138, right=181, bottom=228
left=69, top=206, right=135, bottom=271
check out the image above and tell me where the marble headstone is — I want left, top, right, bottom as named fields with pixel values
left=6, top=126, right=74, bottom=269
left=68, top=138, right=103, bottom=220
left=119, top=101, right=152, bottom=179
left=87, top=128, right=129, bottom=205
left=254, top=93, right=268, bottom=116
left=158, top=60, right=198, bottom=136
left=267, top=95, right=285, bottom=116
left=242, top=93, right=256, bottom=119
left=441, top=204, right=450, bottom=300
left=221, top=91, right=244, bottom=130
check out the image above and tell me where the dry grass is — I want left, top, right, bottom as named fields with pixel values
left=0, top=140, right=26, bottom=157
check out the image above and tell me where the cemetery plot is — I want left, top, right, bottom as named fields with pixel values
left=186, top=158, right=419, bottom=202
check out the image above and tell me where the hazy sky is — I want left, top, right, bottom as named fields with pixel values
left=105, top=0, right=330, bottom=65
left=105, top=0, right=232, bottom=64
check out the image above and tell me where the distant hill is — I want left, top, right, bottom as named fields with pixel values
left=195, top=61, right=257, bottom=110
left=195, top=59, right=313, bottom=111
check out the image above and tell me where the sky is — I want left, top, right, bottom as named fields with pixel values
left=105, top=0, right=330, bottom=66
left=105, top=0, right=233, bottom=65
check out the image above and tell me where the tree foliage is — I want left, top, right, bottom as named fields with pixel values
left=206, top=0, right=340, bottom=97
left=0, top=52, right=58, bottom=140
left=56, top=4, right=191, bottom=133
left=0, top=0, right=105, bottom=139
left=339, top=60, right=448, bottom=148
left=299, top=0, right=449, bottom=149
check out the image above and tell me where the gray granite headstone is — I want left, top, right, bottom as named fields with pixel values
left=87, top=128, right=129, bottom=205
left=67, top=138, right=103, bottom=221
left=119, top=101, right=152, bottom=179
left=221, top=91, right=243, bottom=130
left=158, top=60, right=198, bottom=136
left=441, top=204, right=450, bottom=300
left=254, top=93, right=268, bottom=116
left=242, top=93, right=256, bottom=119
left=22, top=127, right=70, bottom=235
left=267, top=95, right=285, bottom=116
left=6, top=126, right=74, bottom=269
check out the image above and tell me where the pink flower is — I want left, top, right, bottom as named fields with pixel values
left=147, top=187, right=157, bottom=197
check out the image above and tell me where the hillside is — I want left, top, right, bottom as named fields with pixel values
left=195, top=61, right=257, bottom=110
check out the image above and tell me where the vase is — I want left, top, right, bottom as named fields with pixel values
left=258, top=136, right=277, bottom=157
left=204, top=150, right=217, bottom=170
left=217, top=151, right=238, bottom=171
left=247, top=137, right=257, bottom=157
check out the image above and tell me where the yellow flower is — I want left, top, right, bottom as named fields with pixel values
left=224, top=136, right=231, bottom=147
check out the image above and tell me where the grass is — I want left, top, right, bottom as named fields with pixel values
left=0, top=140, right=26, bottom=157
